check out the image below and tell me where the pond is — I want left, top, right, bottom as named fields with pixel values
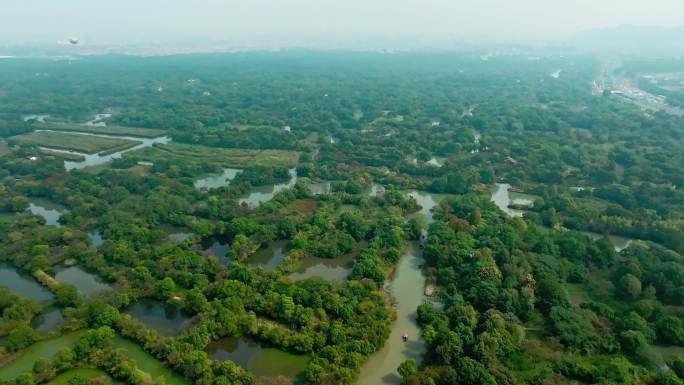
left=490, top=183, right=538, bottom=217
left=0, top=264, right=53, bottom=302
left=206, top=336, right=308, bottom=379
left=200, top=236, right=231, bottom=263
left=239, top=168, right=298, bottom=207
left=31, top=307, right=63, bottom=333
left=88, top=229, right=104, bottom=247
left=125, top=299, right=191, bottom=336
left=53, top=266, right=112, bottom=295
left=289, top=252, right=355, bottom=281
left=27, top=200, right=63, bottom=227
left=168, top=232, right=193, bottom=242
left=37, top=130, right=171, bottom=171
left=406, top=190, right=448, bottom=230
left=247, top=241, right=288, bottom=270
left=367, top=183, right=385, bottom=197
left=310, top=180, right=332, bottom=195
left=426, top=157, right=445, bottom=167
left=22, top=114, right=50, bottom=123
left=579, top=230, right=633, bottom=252
left=194, top=168, right=241, bottom=190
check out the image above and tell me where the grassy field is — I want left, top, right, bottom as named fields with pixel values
left=8, top=131, right=140, bottom=154
left=39, top=148, right=86, bottom=161
left=35, top=123, right=166, bottom=138
left=112, top=336, right=189, bottom=385
left=132, top=142, right=299, bottom=168
left=0, top=330, right=88, bottom=380
left=0, top=331, right=188, bottom=385
left=47, top=368, right=122, bottom=385
left=0, top=142, right=9, bottom=157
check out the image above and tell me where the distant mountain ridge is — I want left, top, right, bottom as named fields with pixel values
left=571, top=24, right=684, bottom=54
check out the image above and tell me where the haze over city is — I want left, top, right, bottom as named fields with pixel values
left=2, top=0, right=683, bottom=45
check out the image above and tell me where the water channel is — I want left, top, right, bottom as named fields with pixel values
left=359, top=190, right=444, bottom=385
left=490, top=183, right=634, bottom=252
left=35, top=130, right=170, bottom=171
left=490, top=183, right=538, bottom=217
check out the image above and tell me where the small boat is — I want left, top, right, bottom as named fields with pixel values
left=402, top=332, right=409, bottom=342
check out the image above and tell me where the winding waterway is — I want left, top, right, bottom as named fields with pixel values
left=490, top=183, right=538, bottom=217
left=359, top=190, right=444, bottom=385
left=490, top=184, right=634, bottom=251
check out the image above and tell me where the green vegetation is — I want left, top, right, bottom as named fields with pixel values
left=33, top=123, right=166, bottom=138
left=111, top=337, right=189, bottom=385
left=246, top=349, right=308, bottom=378
left=0, top=52, right=683, bottom=385
left=46, top=369, right=121, bottom=385
left=132, top=142, right=299, bottom=168
left=0, top=331, right=87, bottom=381
left=7, top=131, right=139, bottom=154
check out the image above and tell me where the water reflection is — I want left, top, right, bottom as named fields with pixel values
left=426, top=157, right=445, bottom=167
left=247, top=241, right=287, bottom=270
left=239, top=168, right=298, bottom=207
left=35, top=130, right=171, bottom=171
left=579, top=231, right=633, bottom=252
left=53, top=266, right=111, bottom=295
left=359, top=243, right=426, bottom=385
left=289, top=253, right=355, bottom=281
left=194, top=168, right=241, bottom=190
left=0, top=264, right=53, bottom=302
left=27, top=201, right=62, bottom=227
left=368, top=183, right=385, bottom=197
left=88, top=229, right=104, bottom=248
left=168, top=232, right=193, bottom=242
left=490, top=183, right=537, bottom=217
left=125, top=300, right=189, bottom=336
left=310, top=181, right=332, bottom=195
left=31, top=308, right=63, bottom=332
left=359, top=191, right=443, bottom=384
left=206, top=336, right=308, bottom=379
left=201, top=237, right=231, bottom=263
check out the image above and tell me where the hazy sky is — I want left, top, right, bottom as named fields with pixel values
left=1, top=0, right=683, bottom=43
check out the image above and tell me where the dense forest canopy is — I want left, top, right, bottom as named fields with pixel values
left=0, top=51, right=683, bottom=385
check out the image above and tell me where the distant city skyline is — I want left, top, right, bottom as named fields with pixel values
left=1, top=0, right=683, bottom=46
